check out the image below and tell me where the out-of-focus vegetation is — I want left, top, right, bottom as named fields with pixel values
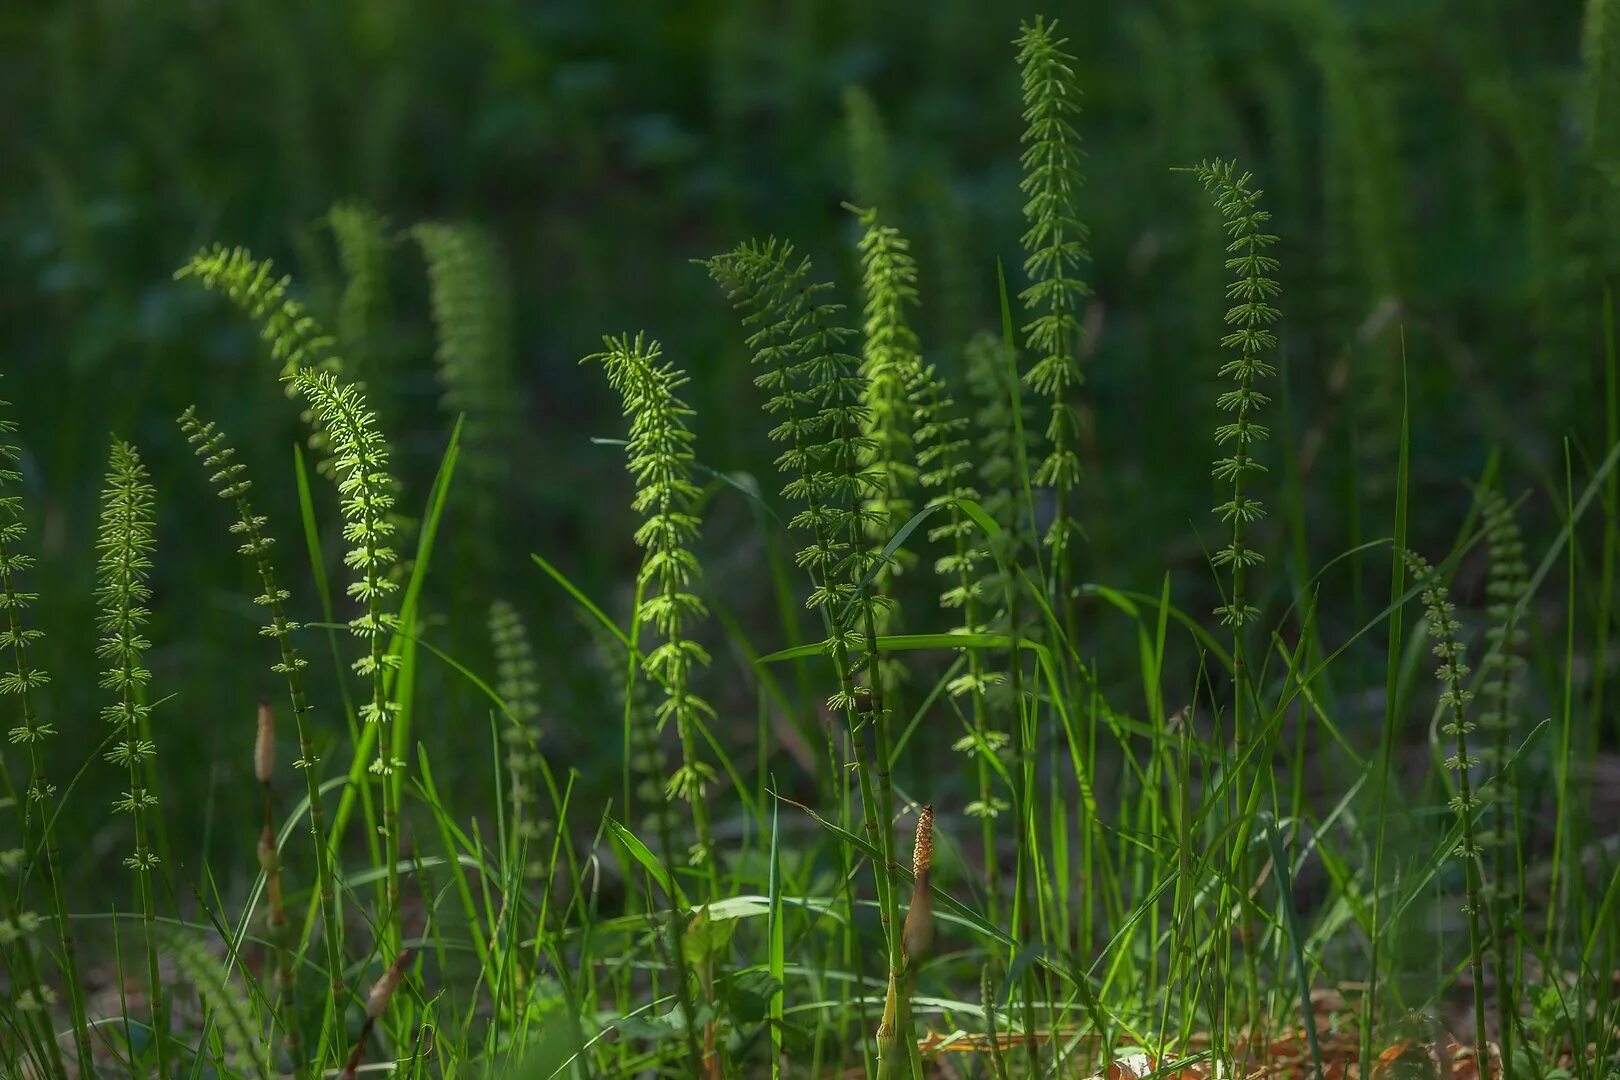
left=3, top=2, right=1620, bottom=1074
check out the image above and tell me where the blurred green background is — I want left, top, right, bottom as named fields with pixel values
left=2, top=0, right=1613, bottom=886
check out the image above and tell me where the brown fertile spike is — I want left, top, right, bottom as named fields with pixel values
left=912, top=804, right=934, bottom=879
left=255, top=700, right=275, bottom=784
left=903, top=805, right=936, bottom=966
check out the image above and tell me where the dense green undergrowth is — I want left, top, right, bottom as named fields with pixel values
left=3, top=8, right=1620, bottom=1080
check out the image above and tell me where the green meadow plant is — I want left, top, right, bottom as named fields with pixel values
left=704, top=238, right=918, bottom=1074
left=290, top=370, right=405, bottom=948
left=0, top=392, right=91, bottom=1072
left=5, top=10, right=1620, bottom=1079
left=1406, top=548, right=1490, bottom=1071
left=1015, top=16, right=1089, bottom=585
left=590, top=333, right=717, bottom=868
left=95, top=440, right=168, bottom=1077
left=178, top=406, right=347, bottom=1047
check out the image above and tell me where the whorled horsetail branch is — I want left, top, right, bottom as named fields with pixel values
left=1191, top=159, right=1280, bottom=631
left=1405, top=548, right=1489, bottom=1070
left=489, top=599, right=549, bottom=878
left=178, top=404, right=349, bottom=1022
left=178, top=246, right=348, bottom=470
left=289, top=368, right=406, bottom=945
left=1015, top=15, right=1090, bottom=563
left=850, top=204, right=925, bottom=571
left=704, top=237, right=912, bottom=1074
left=588, top=332, right=718, bottom=866
left=0, top=385, right=90, bottom=1073
left=95, top=438, right=170, bottom=1076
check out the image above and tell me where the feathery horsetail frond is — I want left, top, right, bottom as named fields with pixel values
left=589, top=333, right=717, bottom=867
left=850, top=204, right=928, bottom=706
left=1192, top=159, right=1280, bottom=631
left=913, top=354, right=1010, bottom=908
left=327, top=202, right=394, bottom=366
left=413, top=221, right=516, bottom=569
left=843, top=86, right=896, bottom=219
left=177, top=405, right=349, bottom=1032
left=0, top=386, right=92, bottom=1070
left=1404, top=548, right=1489, bottom=1069
left=95, top=439, right=170, bottom=1075
left=704, top=237, right=912, bottom=1074
left=488, top=599, right=549, bottom=877
left=966, top=331, right=1036, bottom=542
left=850, top=204, right=925, bottom=568
left=177, top=246, right=348, bottom=469
left=1014, top=15, right=1090, bottom=561
left=289, top=369, right=407, bottom=942
left=1476, top=484, right=1529, bottom=1066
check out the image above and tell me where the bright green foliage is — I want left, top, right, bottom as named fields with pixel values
left=851, top=204, right=925, bottom=572
left=95, top=439, right=169, bottom=1074
left=489, top=599, right=547, bottom=875
left=705, top=238, right=913, bottom=1071
left=914, top=357, right=1011, bottom=888
left=178, top=246, right=348, bottom=469
left=178, top=405, right=347, bottom=1031
left=0, top=401, right=52, bottom=761
left=179, top=245, right=344, bottom=386
left=292, top=371, right=401, bottom=772
left=96, top=441, right=160, bottom=859
left=1015, top=15, right=1089, bottom=556
left=0, top=389, right=88, bottom=1072
left=1405, top=548, right=1489, bottom=1065
left=704, top=239, right=889, bottom=658
left=590, top=333, right=717, bottom=861
left=1194, top=159, right=1279, bottom=629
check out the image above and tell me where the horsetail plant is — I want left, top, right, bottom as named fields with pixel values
left=912, top=356, right=1009, bottom=913
left=1189, top=158, right=1282, bottom=1046
left=1192, top=160, right=1278, bottom=643
left=178, top=405, right=348, bottom=1045
left=414, top=222, right=516, bottom=576
left=0, top=387, right=93, bottom=1070
left=588, top=333, right=717, bottom=872
left=1405, top=549, right=1490, bottom=1071
left=291, top=370, right=405, bottom=948
left=489, top=599, right=547, bottom=879
left=704, top=238, right=912, bottom=1074
left=178, top=247, right=348, bottom=471
left=1478, top=484, right=1529, bottom=1065
left=96, top=439, right=168, bottom=1076
left=327, top=202, right=394, bottom=374
left=1014, top=16, right=1090, bottom=585
left=850, top=204, right=928, bottom=703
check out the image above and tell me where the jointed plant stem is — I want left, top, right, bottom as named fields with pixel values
left=179, top=407, right=348, bottom=1058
